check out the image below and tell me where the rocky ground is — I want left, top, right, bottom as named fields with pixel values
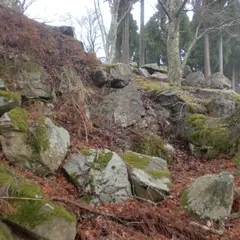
left=1, top=4, right=240, bottom=240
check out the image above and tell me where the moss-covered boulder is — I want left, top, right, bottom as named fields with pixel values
left=181, top=172, right=234, bottom=221
left=63, top=149, right=132, bottom=205
left=120, top=151, right=173, bottom=202
left=93, top=63, right=132, bottom=88
left=0, top=90, right=21, bottom=116
left=184, top=113, right=230, bottom=157
left=136, top=134, right=173, bottom=163
left=0, top=165, right=76, bottom=240
left=0, top=109, right=70, bottom=176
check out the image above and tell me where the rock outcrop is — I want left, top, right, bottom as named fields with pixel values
left=97, top=84, right=145, bottom=127
left=93, top=63, right=132, bottom=88
left=63, top=149, right=132, bottom=205
left=0, top=108, right=70, bottom=176
left=182, top=172, right=234, bottom=221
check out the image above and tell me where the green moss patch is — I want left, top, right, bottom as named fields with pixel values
left=0, top=165, right=75, bottom=230
left=181, top=188, right=189, bottom=208
left=147, top=170, right=171, bottom=179
left=8, top=107, right=28, bottom=132
left=120, top=151, right=151, bottom=170
left=186, top=102, right=207, bottom=114
left=82, top=195, right=93, bottom=204
left=91, top=150, right=113, bottom=170
left=8, top=200, right=75, bottom=230
left=187, top=114, right=206, bottom=128
left=137, top=134, right=171, bottom=162
left=0, top=222, right=14, bottom=240
left=135, top=78, right=175, bottom=93
left=231, top=92, right=240, bottom=104
left=28, top=118, right=50, bottom=153
left=0, top=90, right=21, bottom=102
left=81, top=148, right=93, bottom=156
left=232, top=156, right=240, bottom=165
left=191, top=124, right=229, bottom=156
left=0, top=164, right=43, bottom=198
left=186, top=114, right=230, bottom=157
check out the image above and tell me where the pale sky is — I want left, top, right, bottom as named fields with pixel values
left=26, top=0, right=157, bottom=27
left=25, top=0, right=157, bottom=59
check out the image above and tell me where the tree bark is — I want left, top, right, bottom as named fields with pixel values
left=122, top=12, right=130, bottom=63
left=105, top=8, right=119, bottom=63
left=204, top=32, right=211, bottom=78
left=139, top=0, right=145, bottom=66
left=167, top=19, right=182, bottom=86
left=219, top=29, right=223, bottom=74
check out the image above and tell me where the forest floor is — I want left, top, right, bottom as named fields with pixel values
left=3, top=138, right=240, bottom=240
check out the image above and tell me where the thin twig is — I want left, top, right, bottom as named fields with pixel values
left=190, top=221, right=224, bottom=235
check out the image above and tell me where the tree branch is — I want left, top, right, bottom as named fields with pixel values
left=175, top=0, right=188, bottom=18
left=182, top=16, right=240, bottom=68
left=117, top=1, right=134, bottom=28
left=157, top=0, right=171, bottom=20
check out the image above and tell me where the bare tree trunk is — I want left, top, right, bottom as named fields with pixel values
left=204, top=33, right=211, bottom=78
left=139, top=0, right=145, bottom=66
left=232, top=64, right=236, bottom=91
left=219, top=29, right=223, bottom=74
left=167, top=19, right=182, bottom=86
left=122, top=12, right=129, bottom=64
left=105, top=8, right=119, bottom=63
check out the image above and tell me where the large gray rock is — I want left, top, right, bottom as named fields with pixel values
left=208, top=72, right=232, bottom=89
left=183, top=71, right=210, bottom=88
left=139, top=68, right=151, bottom=77
left=121, top=151, right=172, bottom=202
left=93, top=63, right=132, bottom=88
left=0, top=113, right=70, bottom=176
left=151, top=72, right=168, bottom=82
left=52, top=26, right=75, bottom=37
left=32, top=212, right=77, bottom=240
left=154, top=90, right=185, bottom=113
left=182, top=172, right=234, bottom=221
left=208, top=96, right=236, bottom=117
left=183, top=65, right=192, bottom=78
left=17, top=62, right=52, bottom=98
left=63, top=149, right=132, bottom=205
left=97, top=84, right=145, bottom=127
